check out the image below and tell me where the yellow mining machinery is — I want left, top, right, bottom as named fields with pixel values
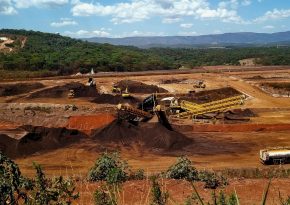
left=121, top=87, right=131, bottom=98
left=174, top=94, right=246, bottom=119
left=112, top=85, right=131, bottom=98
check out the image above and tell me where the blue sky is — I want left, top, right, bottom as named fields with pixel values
left=1, top=0, right=290, bottom=38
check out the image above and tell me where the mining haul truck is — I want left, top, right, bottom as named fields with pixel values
left=260, top=147, right=290, bottom=165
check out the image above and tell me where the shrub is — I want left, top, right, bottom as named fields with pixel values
left=29, top=163, right=79, bottom=204
left=0, top=152, right=79, bottom=204
left=94, top=185, right=117, bottom=205
left=106, top=167, right=127, bottom=185
left=150, top=176, right=169, bottom=205
left=198, top=170, right=228, bottom=189
left=79, top=67, right=90, bottom=74
left=88, top=152, right=128, bottom=184
left=279, top=191, right=290, bottom=205
left=0, top=152, right=32, bottom=204
left=216, top=191, right=238, bottom=205
left=188, top=184, right=238, bottom=205
left=129, top=169, right=145, bottom=180
left=166, top=156, right=198, bottom=181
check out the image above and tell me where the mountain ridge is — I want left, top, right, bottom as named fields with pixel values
left=84, top=31, right=290, bottom=48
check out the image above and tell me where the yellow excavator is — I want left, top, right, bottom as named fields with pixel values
left=112, top=85, right=131, bottom=98
left=121, top=87, right=131, bottom=98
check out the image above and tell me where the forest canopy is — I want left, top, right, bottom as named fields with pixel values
left=1, top=29, right=290, bottom=76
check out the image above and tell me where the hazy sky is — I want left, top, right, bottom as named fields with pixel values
left=1, top=0, right=290, bottom=38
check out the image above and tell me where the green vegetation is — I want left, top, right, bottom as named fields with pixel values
left=165, top=156, right=198, bottom=181
left=0, top=29, right=175, bottom=76
left=198, top=170, right=228, bottom=189
left=129, top=168, right=146, bottom=180
left=150, top=176, right=169, bottom=205
left=0, top=151, right=31, bottom=204
left=279, top=191, right=290, bottom=205
left=185, top=188, right=239, bottom=205
left=88, top=152, right=128, bottom=184
left=187, top=181, right=272, bottom=205
left=30, top=163, right=79, bottom=204
left=0, top=152, right=79, bottom=204
left=222, top=167, right=290, bottom=179
left=165, top=156, right=228, bottom=189
left=94, top=185, right=118, bottom=205
left=1, top=151, right=290, bottom=204
left=1, top=29, right=290, bottom=80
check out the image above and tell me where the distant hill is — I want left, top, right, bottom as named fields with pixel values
left=0, top=29, right=290, bottom=79
left=84, top=31, right=290, bottom=48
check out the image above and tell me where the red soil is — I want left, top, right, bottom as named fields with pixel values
left=0, top=120, right=19, bottom=129
left=76, top=178, right=290, bottom=205
left=192, top=123, right=290, bottom=132
left=66, top=113, right=116, bottom=134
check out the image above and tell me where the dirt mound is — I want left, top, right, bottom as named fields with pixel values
left=115, top=80, right=168, bottom=93
left=246, top=75, right=265, bottom=80
left=161, top=78, right=187, bottom=84
left=262, top=83, right=290, bottom=92
left=180, top=87, right=242, bottom=103
left=29, top=82, right=98, bottom=98
left=92, top=120, right=191, bottom=151
left=0, top=83, right=44, bottom=96
left=92, top=94, right=141, bottom=105
left=0, top=125, right=85, bottom=158
left=228, top=109, right=256, bottom=117
left=260, top=83, right=290, bottom=97
left=209, top=109, right=255, bottom=123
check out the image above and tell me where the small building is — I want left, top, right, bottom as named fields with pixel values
left=239, top=58, right=259, bottom=66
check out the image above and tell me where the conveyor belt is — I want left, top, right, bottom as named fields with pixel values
left=117, top=104, right=153, bottom=121
left=176, top=95, right=246, bottom=118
